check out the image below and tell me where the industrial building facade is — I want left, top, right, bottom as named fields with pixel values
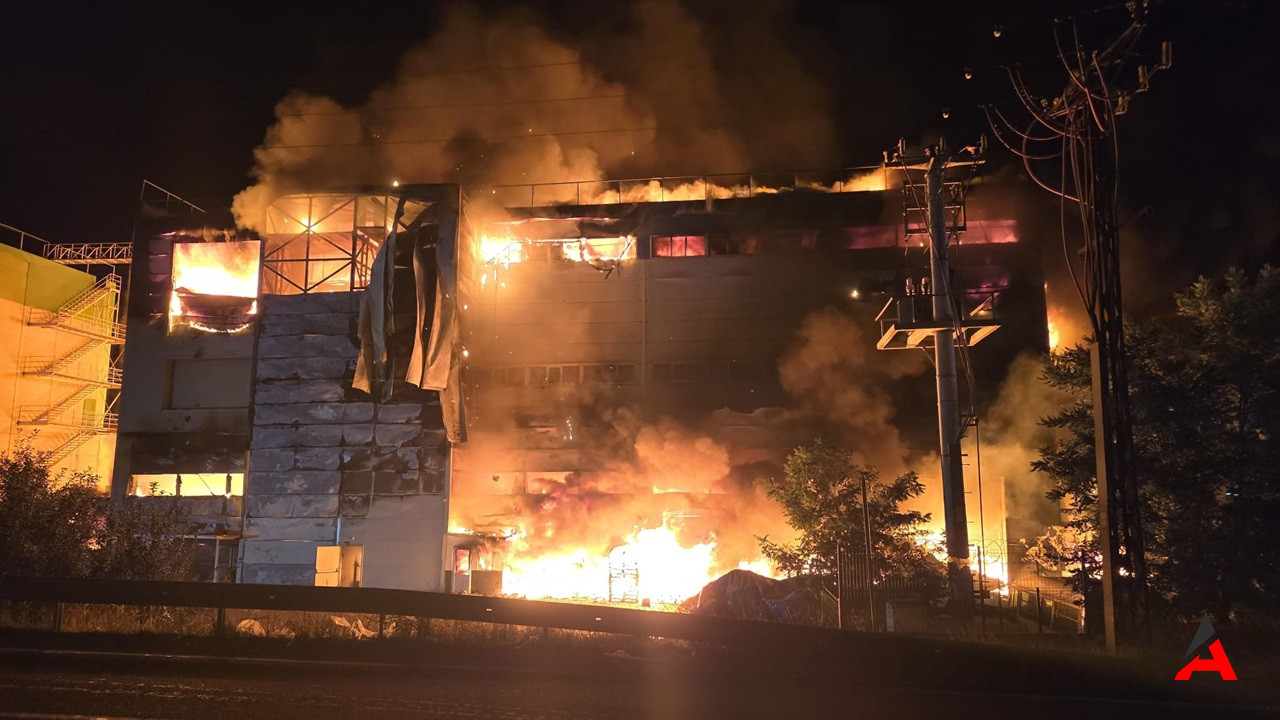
left=0, top=237, right=120, bottom=483
left=110, top=187, right=459, bottom=589
left=95, top=172, right=1045, bottom=595
left=450, top=174, right=1042, bottom=600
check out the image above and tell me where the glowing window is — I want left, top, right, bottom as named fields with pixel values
left=169, top=240, right=261, bottom=335
left=652, top=236, right=709, bottom=258
left=132, top=473, right=244, bottom=498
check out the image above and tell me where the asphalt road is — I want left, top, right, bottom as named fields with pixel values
left=0, top=648, right=1273, bottom=720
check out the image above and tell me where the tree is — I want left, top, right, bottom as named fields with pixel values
left=1035, top=266, right=1280, bottom=622
left=0, top=438, right=194, bottom=580
left=759, top=439, right=941, bottom=589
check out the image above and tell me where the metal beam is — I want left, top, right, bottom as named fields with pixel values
left=45, top=242, right=133, bottom=265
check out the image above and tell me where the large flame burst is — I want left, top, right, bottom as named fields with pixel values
left=169, top=240, right=261, bottom=334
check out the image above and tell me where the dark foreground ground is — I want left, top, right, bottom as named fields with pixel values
left=0, top=628, right=1274, bottom=720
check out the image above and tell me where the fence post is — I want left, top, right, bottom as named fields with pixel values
left=379, top=613, right=387, bottom=639
left=835, top=544, right=844, bottom=630
left=52, top=603, right=64, bottom=633
left=215, top=607, right=226, bottom=636
left=1036, top=587, right=1043, bottom=634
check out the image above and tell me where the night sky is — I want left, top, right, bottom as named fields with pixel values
left=2, top=0, right=1275, bottom=309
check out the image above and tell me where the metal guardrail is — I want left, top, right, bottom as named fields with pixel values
left=0, top=576, right=844, bottom=646
left=0, top=222, right=52, bottom=255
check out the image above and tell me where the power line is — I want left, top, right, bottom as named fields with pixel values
left=273, top=91, right=641, bottom=118
left=258, top=115, right=839, bottom=151
left=262, top=125, right=660, bottom=150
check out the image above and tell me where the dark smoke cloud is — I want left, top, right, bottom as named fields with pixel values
left=234, top=0, right=838, bottom=228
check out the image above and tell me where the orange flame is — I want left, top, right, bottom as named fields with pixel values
left=493, top=520, right=770, bottom=604
left=172, top=241, right=261, bottom=298
left=169, top=241, right=261, bottom=334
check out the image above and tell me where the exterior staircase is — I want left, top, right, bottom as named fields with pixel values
left=45, top=414, right=119, bottom=465
left=21, top=339, right=123, bottom=387
left=17, top=272, right=125, bottom=465
left=26, top=274, right=126, bottom=343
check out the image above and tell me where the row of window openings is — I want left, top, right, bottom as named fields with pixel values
left=653, top=221, right=1017, bottom=257
left=468, top=360, right=775, bottom=387
left=132, top=473, right=244, bottom=498
left=499, top=231, right=872, bottom=263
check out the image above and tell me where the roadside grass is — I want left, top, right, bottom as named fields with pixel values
left=0, top=600, right=692, bottom=662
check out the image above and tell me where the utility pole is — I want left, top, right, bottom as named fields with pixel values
left=985, top=7, right=1169, bottom=650
left=880, top=138, right=992, bottom=617
left=926, top=143, right=972, bottom=615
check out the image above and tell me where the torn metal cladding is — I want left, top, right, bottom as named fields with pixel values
left=107, top=186, right=458, bottom=591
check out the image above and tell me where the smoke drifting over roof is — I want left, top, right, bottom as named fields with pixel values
left=234, top=1, right=837, bottom=228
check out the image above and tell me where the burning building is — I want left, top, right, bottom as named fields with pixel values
left=111, top=186, right=460, bottom=588
left=446, top=171, right=1045, bottom=603
left=106, top=170, right=1046, bottom=598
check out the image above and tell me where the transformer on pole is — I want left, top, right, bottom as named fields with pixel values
left=878, top=138, right=996, bottom=615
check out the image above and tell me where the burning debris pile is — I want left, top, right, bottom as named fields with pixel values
left=449, top=411, right=794, bottom=605
left=681, top=569, right=818, bottom=624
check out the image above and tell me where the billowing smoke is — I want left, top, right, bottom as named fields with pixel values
left=234, top=0, right=836, bottom=229
left=773, top=309, right=1065, bottom=561
left=977, top=353, right=1070, bottom=540
left=777, top=308, right=929, bottom=474
left=450, top=407, right=793, bottom=599
left=633, top=417, right=730, bottom=494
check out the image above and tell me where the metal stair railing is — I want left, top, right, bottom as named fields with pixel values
left=48, top=432, right=95, bottom=465
left=27, top=274, right=124, bottom=338
left=16, top=406, right=117, bottom=429
left=16, top=386, right=99, bottom=426
left=58, top=273, right=121, bottom=316
left=27, top=312, right=126, bottom=343
left=23, top=338, right=100, bottom=374
left=19, top=358, right=122, bottom=387
left=41, top=412, right=118, bottom=465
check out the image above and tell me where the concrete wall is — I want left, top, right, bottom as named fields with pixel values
left=111, top=233, right=255, bottom=500
left=243, top=292, right=449, bottom=590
